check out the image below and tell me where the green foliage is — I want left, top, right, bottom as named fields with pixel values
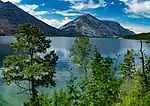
left=123, top=33, right=150, bottom=40
left=69, top=37, right=150, bottom=106
left=143, top=55, right=150, bottom=89
left=118, top=49, right=136, bottom=81
left=70, top=36, right=94, bottom=73
left=117, top=74, right=143, bottom=106
left=24, top=95, right=51, bottom=106
left=85, top=51, right=121, bottom=106
left=69, top=36, right=121, bottom=106
left=50, top=89, right=71, bottom=106
left=2, top=24, right=58, bottom=104
left=3, top=27, right=150, bottom=106
left=49, top=72, right=82, bottom=106
left=116, top=48, right=150, bottom=106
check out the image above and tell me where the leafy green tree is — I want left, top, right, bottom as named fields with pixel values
left=119, top=49, right=136, bottom=81
left=86, top=51, right=121, bottom=106
left=116, top=49, right=137, bottom=106
left=70, top=36, right=96, bottom=105
left=2, top=24, right=58, bottom=104
left=70, top=36, right=93, bottom=73
left=50, top=72, right=82, bottom=106
left=116, top=48, right=150, bottom=106
left=70, top=36, right=121, bottom=106
left=144, top=55, right=150, bottom=90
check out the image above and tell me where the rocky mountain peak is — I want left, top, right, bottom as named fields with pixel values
left=60, top=14, right=135, bottom=37
left=80, top=13, right=93, bottom=18
left=75, top=13, right=97, bottom=22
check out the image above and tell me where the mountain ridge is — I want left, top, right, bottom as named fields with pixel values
left=0, top=2, right=135, bottom=37
left=0, top=1, right=66, bottom=36
left=60, top=14, right=135, bottom=37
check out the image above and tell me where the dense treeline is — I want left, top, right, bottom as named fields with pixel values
left=1, top=24, right=150, bottom=106
left=123, top=32, right=150, bottom=40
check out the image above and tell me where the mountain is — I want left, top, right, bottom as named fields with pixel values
left=60, top=14, right=135, bottom=37
left=0, top=1, right=66, bottom=36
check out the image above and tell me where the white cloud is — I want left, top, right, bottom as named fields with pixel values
left=1, top=0, right=21, bottom=3
left=51, top=10, right=82, bottom=16
left=41, top=3, right=45, bottom=6
left=18, top=4, right=72, bottom=28
left=120, top=0, right=128, bottom=2
left=18, top=4, right=49, bottom=16
left=121, top=0, right=150, bottom=18
left=64, top=0, right=85, bottom=3
left=50, top=0, right=106, bottom=16
left=111, top=2, right=114, bottom=5
left=127, top=14, right=143, bottom=18
left=66, top=0, right=106, bottom=11
left=122, top=24, right=150, bottom=34
left=37, top=17, right=72, bottom=28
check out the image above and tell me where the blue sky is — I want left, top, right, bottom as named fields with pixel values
left=2, top=0, right=150, bottom=33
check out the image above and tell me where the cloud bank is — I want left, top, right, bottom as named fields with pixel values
left=121, top=0, right=150, bottom=18
left=1, top=0, right=21, bottom=3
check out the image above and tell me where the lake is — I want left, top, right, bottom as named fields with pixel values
left=0, top=36, right=150, bottom=106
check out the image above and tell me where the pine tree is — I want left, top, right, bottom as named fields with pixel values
left=2, top=24, right=58, bottom=104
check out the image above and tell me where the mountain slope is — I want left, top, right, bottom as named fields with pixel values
left=123, top=32, right=150, bottom=40
left=0, top=1, right=66, bottom=36
left=60, top=14, right=135, bottom=37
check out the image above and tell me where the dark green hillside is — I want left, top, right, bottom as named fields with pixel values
left=123, top=32, right=150, bottom=40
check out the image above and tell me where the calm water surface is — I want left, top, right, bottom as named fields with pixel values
left=0, top=36, right=150, bottom=106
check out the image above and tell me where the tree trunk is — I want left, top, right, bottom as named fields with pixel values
left=30, top=49, right=38, bottom=104
left=31, top=76, right=37, bottom=103
left=140, top=40, right=148, bottom=90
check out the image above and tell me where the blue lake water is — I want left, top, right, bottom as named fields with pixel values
left=0, top=36, right=150, bottom=106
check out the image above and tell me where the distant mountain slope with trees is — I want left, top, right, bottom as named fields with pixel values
left=123, top=32, right=150, bottom=40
